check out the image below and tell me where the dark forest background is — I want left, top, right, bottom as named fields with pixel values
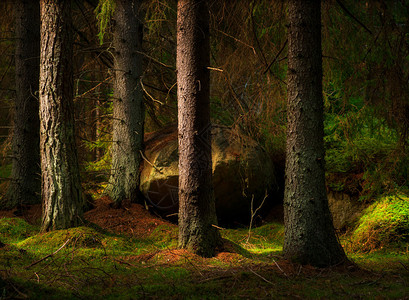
left=1, top=0, right=408, bottom=202
left=0, top=1, right=409, bottom=298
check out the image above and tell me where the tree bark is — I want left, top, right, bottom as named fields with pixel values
left=3, top=0, right=40, bottom=209
left=39, top=0, right=84, bottom=231
left=283, top=0, right=347, bottom=267
left=177, top=0, right=221, bottom=257
left=109, top=0, right=145, bottom=206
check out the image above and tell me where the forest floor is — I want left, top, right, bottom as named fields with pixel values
left=0, top=196, right=408, bottom=299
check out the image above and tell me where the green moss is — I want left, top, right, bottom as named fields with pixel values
left=1, top=277, right=76, bottom=300
left=0, top=218, right=38, bottom=243
left=94, top=0, right=116, bottom=45
left=1, top=219, right=409, bottom=299
left=148, top=224, right=178, bottom=248
left=349, top=250, right=409, bottom=272
left=350, top=194, right=409, bottom=252
left=16, top=226, right=142, bottom=255
left=18, top=226, right=104, bottom=249
left=222, top=223, right=284, bottom=256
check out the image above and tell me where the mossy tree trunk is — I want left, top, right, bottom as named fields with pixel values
left=39, top=0, right=84, bottom=231
left=283, top=0, right=347, bottom=267
left=177, top=0, right=221, bottom=257
left=4, top=0, right=40, bottom=209
left=109, top=0, right=145, bottom=206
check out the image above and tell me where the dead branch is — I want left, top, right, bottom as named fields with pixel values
left=139, top=150, right=163, bottom=174
left=336, top=0, right=372, bottom=34
left=272, top=259, right=288, bottom=278
left=263, top=39, right=287, bottom=74
left=246, top=191, right=268, bottom=243
left=248, top=268, right=274, bottom=285
left=25, top=239, right=71, bottom=269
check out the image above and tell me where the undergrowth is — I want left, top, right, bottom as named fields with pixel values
left=324, top=107, right=408, bottom=201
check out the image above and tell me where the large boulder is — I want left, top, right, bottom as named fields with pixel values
left=327, top=191, right=365, bottom=230
left=140, top=125, right=279, bottom=225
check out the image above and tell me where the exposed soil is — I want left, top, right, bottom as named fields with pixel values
left=0, top=196, right=171, bottom=238
left=0, top=203, right=42, bottom=225
left=84, top=196, right=171, bottom=238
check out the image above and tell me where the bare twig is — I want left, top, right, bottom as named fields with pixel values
left=166, top=213, right=178, bottom=217
left=250, top=1, right=268, bottom=67
left=246, top=191, right=268, bottom=243
left=9, top=281, right=29, bottom=299
left=399, top=261, right=409, bottom=271
left=211, top=224, right=226, bottom=230
left=263, top=39, right=287, bottom=74
left=25, top=239, right=71, bottom=269
left=336, top=0, right=372, bottom=34
left=272, top=259, right=288, bottom=278
left=140, top=79, right=165, bottom=106
left=207, top=66, right=224, bottom=72
left=139, top=150, right=163, bottom=174
left=214, top=28, right=256, bottom=55
left=248, top=268, right=274, bottom=285
left=136, top=50, right=174, bottom=69
left=75, top=76, right=113, bottom=99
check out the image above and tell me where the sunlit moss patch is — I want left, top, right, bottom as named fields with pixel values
left=349, top=194, right=409, bottom=252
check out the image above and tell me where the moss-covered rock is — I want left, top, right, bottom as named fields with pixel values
left=141, top=125, right=279, bottom=225
left=18, top=226, right=104, bottom=249
left=350, top=195, right=409, bottom=252
left=327, top=191, right=365, bottom=230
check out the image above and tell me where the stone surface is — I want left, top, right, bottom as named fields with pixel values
left=327, top=191, right=365, bottom=230
left=140, top=125, right=279, bottom=225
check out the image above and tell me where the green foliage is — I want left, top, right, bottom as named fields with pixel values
left=324, top=107, right=407, bottom=199
left=0, top=163, right=11, bottom=178
left=319, top=0, right=409, bottom=201
left=349, top=195, right=409, bottom=252
left=94, top=0, right=116, bottom=45
left=82, top=96, right=113, bottom=186
left=143, top=0, right=174, bottom=37
left=83, top=144, right=111, bottom=175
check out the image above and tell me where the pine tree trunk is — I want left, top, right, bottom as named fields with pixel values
left=283, top=0, right=346, bottom=267
left=109, top=0, right=144, bottom=206
left=4, top=0, right=40, bottom=209
left=39, top=0, right=84, bottom=231
left=177, top=0, right=221, bottom=257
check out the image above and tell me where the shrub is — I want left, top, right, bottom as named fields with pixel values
left=324, top=108, right=406, bottom=199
